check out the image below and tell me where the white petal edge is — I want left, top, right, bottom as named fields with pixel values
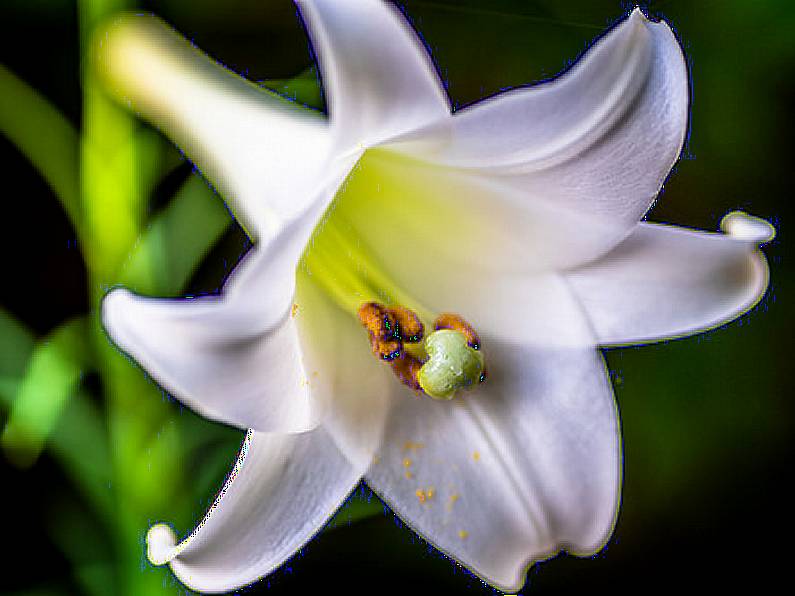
left=366, top=344, right=620, bottom=592
left=296, top=0, right=450, bottom=151
left=292, top=273, right=393, bottom=470
left=564, top=212, right=774, bottom=347
left=388, top=8, right=689, bottom=261
left=102, top=286, right=317, bottom=433
left=147, top=428, right=363, bottom=593
left=101, top=155, right=360, bottom=432
left=96, top=13, right=333, bottom=239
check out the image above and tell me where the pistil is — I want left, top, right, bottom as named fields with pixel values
left=357, top=302, right=486, bottom=400
left=301, top=214, right=486, bottom=400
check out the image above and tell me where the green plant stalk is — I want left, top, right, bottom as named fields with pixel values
left=79, top=0, right=183, bottom=593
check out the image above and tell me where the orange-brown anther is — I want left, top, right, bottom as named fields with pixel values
left=375, top=338, right=402, bottom=361
left=434, top=313, right=481, bottom=350
left=359, top=303, right=484, bottom=394
left=358, top=302, right=402, bottom=360
left=357, top=302, right=396, bottom=342
left=387, top=305, right=424, bottom=343
left=389, top=352, right=424, bottom=392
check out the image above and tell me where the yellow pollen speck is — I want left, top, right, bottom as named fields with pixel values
left=403, top=441, right=425, bottom=452
left=372, top=455, right=381, bottom=465
left=416, top=489, right=427, bottom=503
left=312, top=371, right=319, bottom=377
left=472, top=450, right=481, bottom=462
left=300, top=378, right=310, bottom=387
left=291, top=303, right=299, bottom=318
left=403, top=458, right=412, bottom=468
left=447, top=493, right=459, bottom=511
left=458, top=530, right=469, bottom=540
left=404, top=470, right=413, bottom=479
left=426, top=487, right=435, bottom=499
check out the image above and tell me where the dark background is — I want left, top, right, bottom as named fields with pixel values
left=1, top=0, right=792, bottom=594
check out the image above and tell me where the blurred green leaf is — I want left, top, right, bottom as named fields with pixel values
left=0, top=307, right=35, bottom=402
left=179, top=425, right=243, bottom=515
left=122, top=172, right=232, bottom=295
left=0, top=63, right=81, bottom=235
left=0, top=310, right=111, bottom=517
left=49, top=387, right=113, bottom=518
left=48, top=494, right=116, bottom=596
left=3, top=588, right=74, bottom=596
left=74, top=565, right=117, bottom=596
left=2, top=317, right=91, bottom=467
left=326, top=488, right=385, bottom=531
left=263, top=67, right=324, bottom=111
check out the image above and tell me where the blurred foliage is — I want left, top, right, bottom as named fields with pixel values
left=0, top=0, right=792, bottom=594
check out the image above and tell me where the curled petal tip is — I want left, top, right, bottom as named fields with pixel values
left=100, top=288, right=134, bottom=340
left=628, top=5, right=671, bottom=30
left=146, top=523, right=178, bottom=566
left=720, top=211, right=776, bottom=244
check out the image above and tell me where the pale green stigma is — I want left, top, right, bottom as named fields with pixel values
left=418, top=330, right=485, bottom=400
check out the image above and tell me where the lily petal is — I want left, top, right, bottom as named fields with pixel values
left=148, top=428, right=362, bottom=593
left=366, top=344, right=620, bottom=592
left=296, top=0, right=449, bottom=150
left=335, top=148, right=635, bottom=278
left=102, top=137, right=358, bottom=432
left=293, top=274, right=393, bottom=470
left=388, top=8, right=688, bottom=266
left=564, top=213, right=774, bottom=346
left=97, top=14, right=333, bottom=238
left=102, top=283, right=317, bottom=433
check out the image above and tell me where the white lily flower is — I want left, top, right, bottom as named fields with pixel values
left=99, top=1, right=773, bottom=592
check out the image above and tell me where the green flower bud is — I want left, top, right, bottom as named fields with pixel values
left=418, top=329, right=485, bottom=400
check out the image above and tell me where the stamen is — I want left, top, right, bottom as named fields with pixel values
left=435, top=313, right=480, bottom=350
left=390, top=352, right=424, bottom=391
left=358, top=302, right=486, bottom=399
left=357, top=302, right=401, bottom=360
left=388, top=305, right=424, bottom=343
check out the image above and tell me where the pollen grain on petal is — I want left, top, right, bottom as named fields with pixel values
left=402, top=440, right=426, bottom=452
